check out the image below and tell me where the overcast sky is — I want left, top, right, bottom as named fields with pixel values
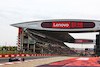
left=0, top=0, right=100, bottom=48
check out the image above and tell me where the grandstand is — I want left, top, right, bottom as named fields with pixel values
left=11, top=19, right=81, bottom=55
left=12, top=19, right=100, bottom=55
left=21, top=28, right=75, bottom=54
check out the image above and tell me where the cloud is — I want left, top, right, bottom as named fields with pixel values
left=0, top=0, right=100, bottom=48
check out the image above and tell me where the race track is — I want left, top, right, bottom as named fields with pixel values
left=0, top=56, right=55, bottom=63
left=37, top=57, right=100, bottom=67
left=0, top=56, right=100, bottom=67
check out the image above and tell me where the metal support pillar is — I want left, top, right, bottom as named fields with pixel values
left=27, top=35, right=29, bottom=51
left=21, top=29, right=24, bottom=52
left=33, top=44, right=35, bottom=53
left=95, top=31, right=100, bottom=55
left=41, top=48, right=43, bottom=54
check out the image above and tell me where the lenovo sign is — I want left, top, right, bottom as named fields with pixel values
left=75, top=40, right=83, bottom=43
left=52, top=22, right=70, bottom=28
left=75, top=39, right=93, bottom=43
left=41, top=22, right=95, bottom=29
left=75, top=39, right=89, bottom=43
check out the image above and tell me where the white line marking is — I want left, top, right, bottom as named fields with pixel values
left=0, top=64, right=4, bottom=65
left=76, top=58, right=89, bottom=60
left=5, top=63, right=14, bottom=64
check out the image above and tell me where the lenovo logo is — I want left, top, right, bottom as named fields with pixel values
left=52, top=22, right=70, bottom=28
left=75, top=39, right=89, bottom=43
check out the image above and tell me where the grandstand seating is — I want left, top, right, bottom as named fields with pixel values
left=23, top=29, right=76, bottom=54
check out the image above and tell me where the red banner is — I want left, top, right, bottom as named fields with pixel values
left=5, top=54, right=9, bottom=57
left=16, top=54, right=20, bottom=57
left=21, top=54, right=25, bottom=57
left=11, top=54, right=15, bottom=57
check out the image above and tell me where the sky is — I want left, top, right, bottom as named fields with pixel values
left=0, top=0, right=100, bottom=48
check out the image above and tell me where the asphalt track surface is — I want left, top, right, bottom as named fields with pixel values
left=0, top=56, right=54, bottom=63
left=37, top=57, right=100, bottom=67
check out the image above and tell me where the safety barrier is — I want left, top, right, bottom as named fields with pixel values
left=0, top=54, right=67, bottom=58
